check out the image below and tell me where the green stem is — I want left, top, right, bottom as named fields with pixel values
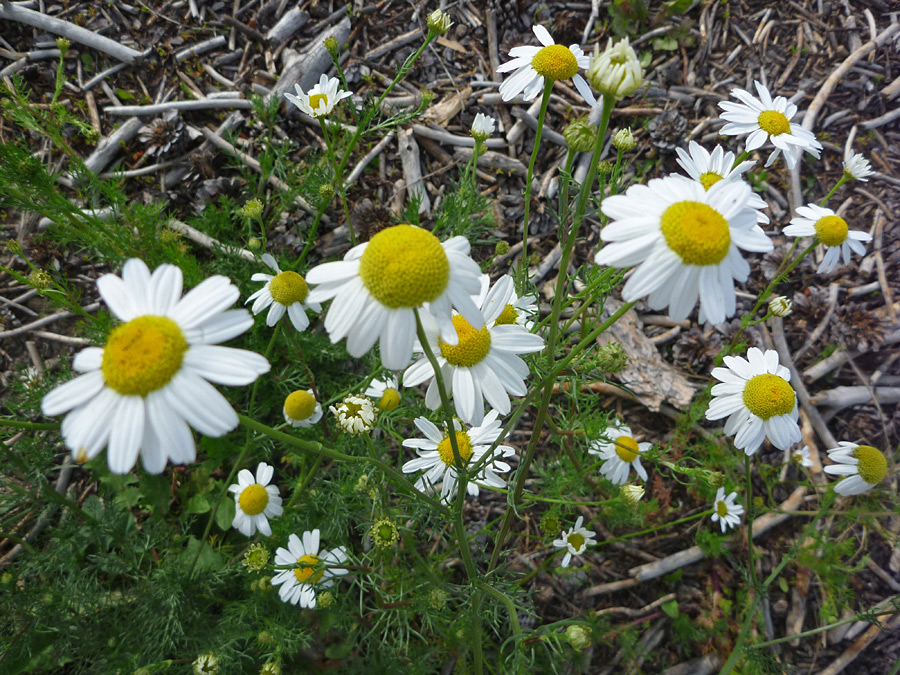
left=751, top=608, right=900, bottom=650
left=0, top=419, right=60, bottom=431
left=819, top=175, right=849, bottom=207
left=477, top=580, right=522, bottom=638
left=597, top=509, right=712, bottom=547
left=572, top=95, right=615, bottom=229
left=719, top=592, right=758, bottom=675
left=283, top=454, right=323, bottom=512
left=319, top=117, right=356, bottom=246
left=745, top=454, right=757, bottom=592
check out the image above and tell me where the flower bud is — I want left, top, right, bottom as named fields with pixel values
left=56, top=37, right=70, bottom=54
left=494, top=240, right=510, bottom=256
left=768, top=295, right=792, bottom=318
left=317, top=591, right=335, bottom=608
left=247, top=237, right=262, bottom=251
left=565, top=625, right=591, bottom=651
left=540, top=512, right=561, bottom=537
left=426, top=9, right=453, bottom=35
left=324, top=37, right=339, bottom=56
left=370, top=518, right=400, bottom=549
left=28, top=269, right=52, bottom=291
left=586, top=38, right=643, bottom=100
left=595, top=341, right=627, bottom=373
left=193, top=653, right=219, bottom=675
left=563, top=116, right=595, bottom=153
left=260, top=663, right=281, bottom=675
left=242, top=198, right=263, bottom=220
left=319, top=183, right=335, bottom=203
left=621, top=484, right=644, bottom=506
left=242, top=543, right=270, bottom=572
left=595, top=160, right=615, bottom=176
left=612, top=127, right=635, bottom=151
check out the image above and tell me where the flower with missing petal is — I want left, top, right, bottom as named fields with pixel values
left=789, top=445, right=813, bottom=468
left=552, top=516, right=596, bottom=567
left=246, top=254, right=320, bottom=333
left=365, top=375, right=401, bottom=412
left=843, top=150, right=874, bottom=182
left=228, top=462, right=283, bottom=537
left=711, top=488, right=744, bottom=533
left=283, top=389, right=323, bottom=428
left=284, top=74, right=352, bottom=118
left=783, top=204, right=872, bottom=274
left=588, top=420, right=651, bottom=485
left=823, top=442, right=887, bottom=496
left=272, top=530, right=348, bottom=608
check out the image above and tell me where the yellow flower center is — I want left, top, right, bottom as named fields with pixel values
left=531, top=44, right=578, bottom=80
left=439, top=315, right=491, bottom=367
left=567, top=532, right=585, bottom=551
left=308, top=93, right=328, bottom=111
left=615, top=436, right=640, bottom=463
left=699, top=171, right=723, bottom=190
left=853, top=445, right=887, bottom=485
left=437, top=430, right=474, bottom=468
left=101, top=316, right=188, bottom=396
left=293, top=554, right=324, bottom=584
left=269, top=271, right=308, bottom=305
left=757, top=110, right=791, bottom=136
left=358, top=225, right=450, bottom=308
left=238, top=483, right=269, bottom=516
left=742, top=373, right=795, bottom=420
left=814, top=215, right=849, bottom=247
left=284, top=390, right=317, bottom=421
left=378, top=388, right=401, bottom=411
left=716, top=500, right=729, bottom=517
left=660, top=201, right=731, bottom=266
left=494, top=304, right=519, bottom=326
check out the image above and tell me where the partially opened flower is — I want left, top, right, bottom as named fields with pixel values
left=272, top=530, right=348, bottom=608
left=497, top=24, right=592, bottom=104
left=228, top=462, right=283, bottom=537
left=586, top=37, right=643, bottom=100
left=552, top=516, right=597, bottom=567
left=306, top=224, right=484, bottom=370
left=330, top=395, right=376, bottom=434
left=41, top=259, right=270, bottom=474
left=843, top=150, right=874, bottom=182
left=718, top=80, right=822, bottom=170
left=365, top=375, right=401, bottom=412
left=473, top=273, right=538, bottom=330
left=401, top=410, right=515, bottom=501
left=711, top=488, right=744, bottom=533
left=783, top=204, right=872, bottom=274
left=823, top=442, right=887, bottom=496
left=471, top=113, right=496, bottom=141
left=706, top=347, right=801, bottom=455
left=284, top=74, right=352, bottom=118
left=283, top=389, right=323, bottom=428
left=588, top=420, right=651, bottom=485
left=789, top=445, right=813, bottom=468
left=594, top=175, right=772, bottom=324
left=246, top=254, right=320, bottom=333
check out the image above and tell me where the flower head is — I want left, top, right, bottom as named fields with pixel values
left=621, top=484, right=645, bottom=506
left=586, top=37, right=643, bottom=100
left=306, top=224, right=484, bottom=370
left=40, top=259, right=270, bottom=474
left=706, top=347, right=801, bottom=455
left=843, top=150, right=874, bottom=181
left=782, top=203, right=872, bottom=274
left=565, top=625, right=592, bottom=651
left=193, top=653, right=219, bottom=675
left=401, top=411, right=515, bottom=501
left=242, top=543, right=271, bottom=572
left=330, top=395, right=376, bottom=434
left=789, top=445, right=813, bottom=468
left=497, top=25, right=593, bottom=104
left=711, top=488, right=744, bottom=533
left=365, top=375, right=401, bottom=412
left=247, top=254, right=320, bottom=333
left=471, top=112, right=496, bottom=142
left=552, top=516, right=597, bottom=567
left=824, top=442, right=887, bottom=495
left=718, top=81, right=822, bottom=170
left=594, top=175, right=773, bottom=324
left=283, top=389, right=323, bottom=427
left=612, top=127, right=636, bottom=151
left=563, top=116, right=595, bottom=152
left=426, top=9, right=452, bottom=35
left=284, top=74, right=352, bottom=118
left=370, top=518, right=400, bottom=549
left=272, top=529, right=348, bottom=608
left=768, top=295, right=792, bottom=317
left=229, top=462, right=283, bottom=537
left=588, top=420, right=651, bottom=485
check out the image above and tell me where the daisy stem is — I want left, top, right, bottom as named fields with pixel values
left=469, top=138, right=483, bottom=188
left=744, top=453, right=758, bottom=593
left=283, top=454, right=323, bottom=512
left=0, top=419, right=60, bottom=431
left=555, top=148, right=576, bottom=234
left=572, top=94, right=615, bottom=228
left=595, top=509, right=713, bottom=547
left=319, top=117, right=356, bottom=246
left=731, top=150, right=752, bottom=170
left=819, top=174, right=849, bottom=207
left=517, top=79, right=554, bottom=291
left=750, top=608, right=900, bottom=650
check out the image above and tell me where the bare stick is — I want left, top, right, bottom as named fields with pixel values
left=165, top=219, right=255, bottom=261
left=0, top=303, right=101, bottom=340
left=103, top=99, right=253, bottom=116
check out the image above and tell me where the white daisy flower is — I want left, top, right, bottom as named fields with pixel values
left=471, top=113, right=496, bottom=141
left=675, top=141, right=769, bottom=224
left=306, top=224, right=484, bottom=370
left=365, top=375, right=401, bottom=412
left=246, top=254, right=321, bottom=333
left=823, top=442, right=887, bottom=496
left=473, top=273, right=538, bottom=330
left=843, top=150, right=874, bottom=182
left=401, top=410, right=515, bottom=501
left=272, top=529, right=348, bottom=608
left=552, top=516, right=597, bottom=567
left=330, top=395, right=376, bottom=434
left=706, top=347, right=801, bottom=455
left=588, top=420, right=651, bottom=486
left=789, top=445, right=813, bottom=468
left=782, top=203, right=872, bottom=274
left=594, top=175, right=773, bottom=324
left=718, top=80, right=822, bottom=170
left=228, top=462, right=283, bottom=537
left=496, top=24, right=593, bottom=104
left=403, top=275, right=544, bottom=426
left=283, top=389, right=323, bottom=428
left=284, top=74, right=352, bottom=118
left=711, top=488, right=744, bottom=533
left=193, top=653, right=218, bottom=675
left=40, top=259, right=270, bottom=474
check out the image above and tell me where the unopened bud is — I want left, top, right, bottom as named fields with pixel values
left=565, top=625, right=591, bottom=651
left=586, top=38, right=644, bottom=101
left=324, top=37, right=339, bottom=56
left=247, top=237, right=262, bottom=251
left=494, top=240, right=510, bottom=256
left=612, top=127, right=635, bottom=151
left=595, top=341, right=627, bottom=373
left=317, top=590, right=335, bottom=608
left=426, top=9, right=453, bottom=35
left=28, top=269, right=52, bottom=291
left=370, top=518, right=400, bottom=549
left=768, top=295, right=792, bottom=318
left=596, top=160, right=614, bottom=176
left=621, top=484, right=644, bottom=506
left=56, top=37, right=70, bottom=53
left=563, top=116, right=595, bottom=153
left=319, top=183, right=335, bottom=203
left=242, top=198, right=263, bottom=220
left=540, top=512, right=561, bottom=537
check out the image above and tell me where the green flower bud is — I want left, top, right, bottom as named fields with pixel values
left=426, top=9, right=453, bottom=36
left=355, top=474, right=369, bottom=493
left=5, top=240, right=23, bottom=255
left=247, top=237, right=262, bottom=251
left=565, top=625, right=591, bottom=650
left=242, top=198, right=263, bottom=220
left=257, top=631, right=274, bottom=645
left=260, top=663, right=281, bottom=675
left=540, top=512, right=561, bottom=537
left=317, top=590, right=335, bottom=608
left=428, top=587, right=448, bottom=610
left=563, top=116, right=595, bottom=153
left=242, top=543, right=270, bottom=572
left=586, top=38, right=643, bottom=100
left=621, top=484, right=644, bottom=506
left=595, top=341, right=627, bottom=373
left=319, top=183, right=335, bottom=203
left=324, top=37, right=339, bottom=56
left=28, top=269, right=52, bottom=291
left=612, top=127, right=635, bottom=151
left=193, top=653, right=219, bottom=675
left=768, top=295, right=792, bottom=318
left=370, top=518, right=400, bottom=549
left=56, top=37, right=71, bottom=54
left=596, top=160, right=615, bottom=176
left=494, top=240, right=510, bottom=256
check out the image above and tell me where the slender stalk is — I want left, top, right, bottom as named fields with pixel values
left=819, top=175, right=849, bottom=207
left=0, top=419, right=60, bottom=431
left=319, top=117, right=355, bottom=246
left=751, top=608, right=900, bottom=650
left=745, top=454, right=757, bottom=592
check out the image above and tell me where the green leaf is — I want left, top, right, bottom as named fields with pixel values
left=652, top=36, right=679, bottom=51
left=661, top=599, right=680, bottom=618
left=139, top=473, right=170, bottom=515
left=186, top=494, right=210, bottom=514
left=215, top=498, right=235, bottom=531
left=115, top=88, right=135, bottom=101
left=80, top=53, right=94, bottom=71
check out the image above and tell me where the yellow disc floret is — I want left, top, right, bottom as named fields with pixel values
left=269, top=271, right=309, bottom=305
left=567, top=531, right=586, bottom=551
left=660, top=201, right=731, bottom=265
left=853, top=445, right=887, bottom=485
left=699, top=171, right=724, bottom=190
left=101, top=315, right=188, bottom=396
left=615, top=436, right=640, bottom=463
left=359, top=225, right=450, bottom=308
left=716, top=500, right=729, bottom=517
left=308, top=93, right=328, bottom=111
left=239, top=483, right=270, bottom=516
left=494, top=304, right=519, bottom=326
left=531, top=44, right=578, bottom=80
left=293, top=554, right=324, bottom=584
left=742, top=373, right=796, bottom=420
left=378, top=388, right=401, bottom=412
left=757, top=110, right=791, bottom=136
left=284, top=390, right=317, bottom=421
left=814, top=215, right=849, bottom=247
left=437, top=430, right=474, bottom=467
left=439, top=315, right=491, bottom=367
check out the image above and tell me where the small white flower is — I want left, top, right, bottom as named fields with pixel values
left=284, top=74, right=352, bottom=118
left=789, top=445, right=813, bottom=468
left=782, top=203, right=872, bottom=274
left=283, top=389, right=323, bottom=428
left=471, top=113, right=496, bottom=141
left=706, top=347, right=801, bottom=455
left=586, top=37, right=643, bottom=101
left=330, top=395, right=376, bottom=435
left=228, top=462, right=283, bottom=537
left=472, top=273, right=538, bottom=330
left=711, top=488, right=744, bottom=533
left=843, top=150, right=874, bottom=181
left=193, top=653, right=219, bottom=675
left=365, top=375, right=401, bottom=412
left=621, top=484, right=645, bottom=506
left=552, top=516, right=596, bottom=567
left=588, top=420, right=651, bottom=485
left=823, top=442, right=887, bottom=496
left=768, top=295, right=792, bottom=317
left=718, top=81, right=822, bottom=170
left=272, top=529, right=348, bottom=608
left=246, top=254, right=320, bottom=333
left=401, top=410, right=515, bottom=501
